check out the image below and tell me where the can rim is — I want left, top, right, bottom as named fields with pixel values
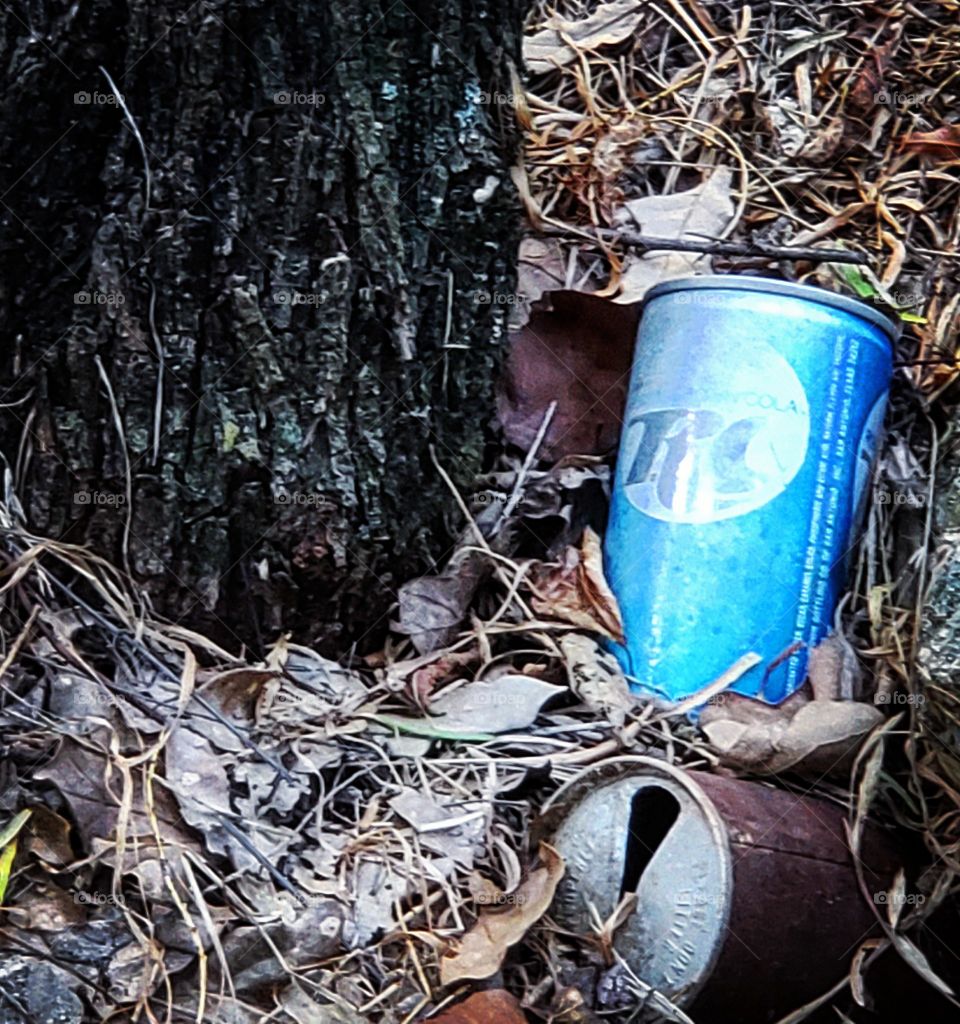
left=645, top=274, right=901, bottom=343
left=541, top=756, right=732, bottom=1007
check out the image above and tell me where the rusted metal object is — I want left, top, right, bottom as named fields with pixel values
left=539, top=757, right=903, bottom=1023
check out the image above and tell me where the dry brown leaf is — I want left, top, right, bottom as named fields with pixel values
left=807, top=632, right=862, bottom=700
left=468, top=871, right=508, bottom=907
left=106, top=940, right=176, bottom=1003
left=559, top=632, right=633, bottom=728
left=397, top=549, right=489, bottom=655
left=34, top=737, right=196, bottom=873
left=165, top=723, right=237, bottom=863
left=525, top=0, right=645, bottom=74
left=389, top=789, right=486, bottom=870
left=8, top=885, right=85, bottom=931
left=701, top=692, right=883, bottom=777
left=427, top=675, right=565, bottom=734
left=24, top=806, right=74, bottom=869
left=430, top=989, right=527, bottom=1024
left=764, top=99, right=809, bottom=158
left=514, top=236, right=569, bottom=327
left=899, top=125, right=960, bottom=160
left=497, top=291, right=638, bottom=460
left=409, top=649, right=478, bottom=707
left=396, top=464, right=592, bottom=655
left=772, top=701, right=884, bottom=775
left=440, top=843, right=564, bottom=985
left=527, top=528, right=624, bottom=642
left=798, top=116, right=845, bottom=164
left=890, top=932, right=956, bottom=999
left=193, top=666, right=278, bottom=750
left=613, top=166, right=734, bottom=302
left=218, top=893, right=343, bottom=991
left=848, top=29, right=903, bottom=114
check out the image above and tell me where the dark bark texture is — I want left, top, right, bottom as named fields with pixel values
left=0, top=0, right=523, bottom=654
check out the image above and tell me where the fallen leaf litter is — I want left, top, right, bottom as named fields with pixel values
left=2, top=1, right=960, bottom=1021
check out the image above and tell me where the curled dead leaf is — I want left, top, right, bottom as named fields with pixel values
left=408, top=649, right=479, bottom=707
left=397, top=551, right=489, bottom=655
left=807, top=632, right=862, bottom=700
left=34, top=737, right=196, bottom=876
left=701, top=691, right=883, bottom=777
left=559, top=633, right=634, bottom=727
left=24, top=806, right=74, bottom=869
left=527, top=528, right=624, bottom=643
left=8, top=885, right=85, bottom=931
left=848, top=29, right=902, bottom=114
left=440, top=843, right=564, bottom=986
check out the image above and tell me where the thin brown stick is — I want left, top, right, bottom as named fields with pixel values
left=537, top=225, right=870, bottom=264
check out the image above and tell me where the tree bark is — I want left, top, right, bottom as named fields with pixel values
left=0, top=0, right=523, bottom=654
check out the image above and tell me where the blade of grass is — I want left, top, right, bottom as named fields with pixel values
left=369, top=713, right=495, bottom=742
left=0, top=839, right=18, bottom=903
left=0, top=809, right=31, bottom=849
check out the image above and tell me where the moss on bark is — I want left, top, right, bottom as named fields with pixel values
left=0, top=0, right=524, bottom=654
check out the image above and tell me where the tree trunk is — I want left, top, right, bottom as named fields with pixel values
left=0, top=0, right=523, bottom=655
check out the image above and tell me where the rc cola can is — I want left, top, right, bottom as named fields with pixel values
left=604, top=276, right=898, bottom=704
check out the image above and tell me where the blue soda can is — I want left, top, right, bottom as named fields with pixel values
left=604, top=276, right=898, bottom=704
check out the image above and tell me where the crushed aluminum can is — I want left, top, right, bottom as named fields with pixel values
left=538, top=758, right=903, bottom=1023
left=603, top=276, right=898, bottom=704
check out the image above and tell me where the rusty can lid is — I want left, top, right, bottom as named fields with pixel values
left=544, top=757, right=733, bottom=1008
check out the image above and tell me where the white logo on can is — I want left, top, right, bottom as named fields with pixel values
left=622, top=339, right=810, bottom=523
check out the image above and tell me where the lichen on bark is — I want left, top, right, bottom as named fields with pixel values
left=0, top=0, right=525, bottom=654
